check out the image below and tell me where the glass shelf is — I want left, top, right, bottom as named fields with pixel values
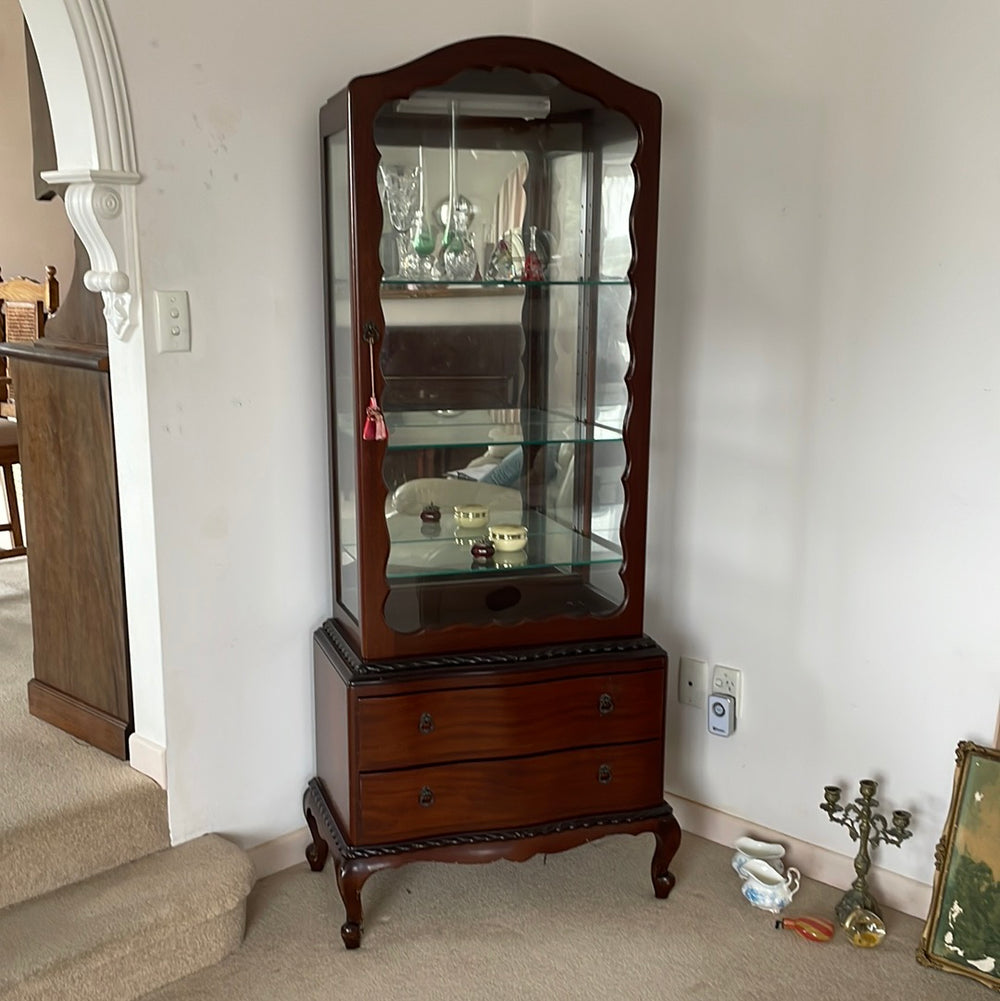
left=382, top=277, right=629, bottom=291
left=385, top=506, right=612, bottom=545
left=357, top=508, right=623, bottom=580
left=383, top=408, right=623, bottom=451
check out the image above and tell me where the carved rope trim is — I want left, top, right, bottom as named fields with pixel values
left=306, top=779, right=673, bottom=861
left=320, top=620, right=659, bottom=676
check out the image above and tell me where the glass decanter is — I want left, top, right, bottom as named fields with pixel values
left=443, top=204, right=478, bottom=281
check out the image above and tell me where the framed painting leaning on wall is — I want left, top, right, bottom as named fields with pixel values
left=918, top=741, right=1000, bottom=992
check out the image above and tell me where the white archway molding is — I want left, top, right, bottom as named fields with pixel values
left=19, top=0, right=168, bottom=787
left=21, top=0, right=140, bottom=342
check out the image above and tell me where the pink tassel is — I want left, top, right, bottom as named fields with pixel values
left=362, top=335, right=387, bottom=442
left=363, top=396, right=387, bottom=441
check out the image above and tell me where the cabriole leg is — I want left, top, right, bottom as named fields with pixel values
left=336, top=861, right=371, bottom=949
left=304, top=806, right=329, bottom=872
left=651, top=812, right=682, bottom=899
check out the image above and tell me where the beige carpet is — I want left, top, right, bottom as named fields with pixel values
left=0, top=556, right=169, bottom=908
left=0, top=833, right=255, bottom=1001
left=2, top=558, right=984, bottom=1000
left=138, top=829, right=985, bottom=1000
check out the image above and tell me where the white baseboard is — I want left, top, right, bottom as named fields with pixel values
left=128, top=733, right=166, bottom=788
left=248, top=826, right=310, bottom=880
left=667, top=792, right=932, bottom=919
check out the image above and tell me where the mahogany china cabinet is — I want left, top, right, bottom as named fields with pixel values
left=304, top=35, right=681, bottom=948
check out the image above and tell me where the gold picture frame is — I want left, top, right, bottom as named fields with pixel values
left=917, top=740, right=1000, bottom=992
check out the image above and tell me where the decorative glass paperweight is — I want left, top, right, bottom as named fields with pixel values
left=485, top=238, right=515, bottom=281
left=843, top=908, right=886, bottom=948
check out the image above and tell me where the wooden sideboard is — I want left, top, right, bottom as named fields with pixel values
left=0, top=339, right=131, bottom=757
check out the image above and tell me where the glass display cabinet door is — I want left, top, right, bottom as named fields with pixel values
left=324, top=39, right=661, bottom=659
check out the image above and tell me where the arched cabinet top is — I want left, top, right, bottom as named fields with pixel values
left=319, top=37, right=661, bottom=661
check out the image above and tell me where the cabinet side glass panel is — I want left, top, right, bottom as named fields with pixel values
left=370, top=71, right=638, bottom=635
left=327, top=131, right=359, bottom=620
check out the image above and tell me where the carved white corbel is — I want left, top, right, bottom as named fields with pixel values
left=41, top=173, right=140, bottom=341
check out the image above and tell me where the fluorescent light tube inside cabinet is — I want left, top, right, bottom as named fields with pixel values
left=394, top=91, right=551, bottom=120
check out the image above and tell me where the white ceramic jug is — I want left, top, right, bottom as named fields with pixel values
left=731, top=835, right=785, bottom=876
left=740, top=858, right=801, bottom=913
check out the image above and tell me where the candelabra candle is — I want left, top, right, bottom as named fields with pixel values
left=819, top=778, right=913, bottom=927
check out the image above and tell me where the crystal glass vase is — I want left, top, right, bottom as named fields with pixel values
left=378, top=163, right=420, bottom=279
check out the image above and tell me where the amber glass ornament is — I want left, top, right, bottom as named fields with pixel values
left=774, top=917, right=835, bottom=943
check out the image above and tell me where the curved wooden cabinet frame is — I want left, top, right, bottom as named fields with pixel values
left=322, top=35, right=662, bottom=662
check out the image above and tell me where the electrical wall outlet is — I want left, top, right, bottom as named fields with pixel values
left=678, top=656, right=709, bottom=708
left=712, top=664, right=742, bottom=718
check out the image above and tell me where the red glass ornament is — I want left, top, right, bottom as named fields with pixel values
left=520, top=224, right=545, bottom=282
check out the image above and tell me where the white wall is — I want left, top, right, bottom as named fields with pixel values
left=105, top=1, right=531, bottom=846
left=532, top=0, right=1000, bottom=886
left=68, top=0, right=997, bottom=886
left=0, top=0, right=74, bottom=284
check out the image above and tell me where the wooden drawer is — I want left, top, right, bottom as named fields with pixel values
left=357, top=739, right=663, bottom=843
left=355, top=667, right=664, bottom=771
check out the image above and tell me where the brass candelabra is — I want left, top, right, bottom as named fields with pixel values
left=821, top=779, right=912, bottom=925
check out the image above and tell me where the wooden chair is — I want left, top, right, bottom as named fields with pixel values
left=0, top=266, right=58, bottom=558
left=0, top=265, right=59, bottom=418
left=0, top=419, right=25, bottom=559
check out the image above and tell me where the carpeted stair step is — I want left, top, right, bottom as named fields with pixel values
left=0, top=834, right=256, bottom=1001
left=1, top=556, right=171, bottom=912
left=0, top=769, right=170, bottom=912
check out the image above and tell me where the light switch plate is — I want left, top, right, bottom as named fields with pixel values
left=154, top=290, right=191, bottom=353
left=678, top=656, right=709, bottom=708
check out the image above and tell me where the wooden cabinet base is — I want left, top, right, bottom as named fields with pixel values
left=27, top=678, right=129, bottom=759
left=303, top=777, right=681, bottom=949
left=308, top=622, right=681, bottom=948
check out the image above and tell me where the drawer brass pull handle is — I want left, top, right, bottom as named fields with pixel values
left=418, top=786, right=435, bottom=808
left=598, top=693, right=615, bottom=715
left=598, top=764, right=613, bottom=784
left=418, top=712, right=435, bottom=734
